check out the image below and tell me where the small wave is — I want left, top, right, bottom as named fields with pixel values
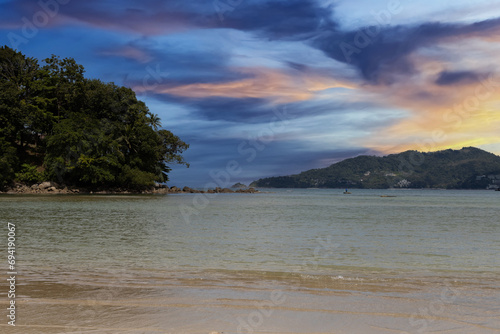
left=299, top=274, right=365, bottom=281
left=330, top=275, right=364, bottom=281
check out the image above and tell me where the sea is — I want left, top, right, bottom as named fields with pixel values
left=0, top=189, right=499, bottom=334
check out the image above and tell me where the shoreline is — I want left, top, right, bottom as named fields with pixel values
left=0, top=182, right=259, bottom=195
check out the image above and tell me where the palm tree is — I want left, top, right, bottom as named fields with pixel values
left=148, top=112, right=161, bottom=131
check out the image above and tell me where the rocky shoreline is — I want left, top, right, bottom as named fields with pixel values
left=0, top=182, right=259, bottom=195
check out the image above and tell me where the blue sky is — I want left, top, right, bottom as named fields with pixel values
left=1, top=0, right=500, bottom=187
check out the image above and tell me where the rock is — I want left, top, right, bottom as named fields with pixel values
left=237, top=187, right=258, bottom=193
left=48, top=186, right=57, bottom=192
left=39, top=181, right=59, bottom=189
left=231, top=182, right=247, bottom=189
left=152, top=187, right=168, bottom=194
left=38, top=182, right=51, bottom=189
left=221, top=188, right=234, bottom=193
left=170, top=186, right=181, bottom=192
left=18, top=185, right=30, bottom=192
left=182, top=186, right=202, bottom=193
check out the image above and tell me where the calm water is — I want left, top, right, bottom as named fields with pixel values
left=1, top=189, right=499, bottom=333
left=2, top=189, right=499, bottom=275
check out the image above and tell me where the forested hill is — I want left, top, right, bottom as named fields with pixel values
left=251, top=147, right=500, bottom=189
left=0, top=46, right=189, bottom=190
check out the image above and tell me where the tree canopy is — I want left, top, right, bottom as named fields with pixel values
left=0, top=46, right=188, bottom=190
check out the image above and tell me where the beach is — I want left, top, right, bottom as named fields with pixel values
left=1, top=189, right=499, bottom=333
left=4, top=268, right=499, bottom=333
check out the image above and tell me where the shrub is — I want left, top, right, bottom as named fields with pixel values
left=15, top=164, right=44, bottom=184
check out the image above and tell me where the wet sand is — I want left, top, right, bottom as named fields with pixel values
left=2, top=269, right=499, bottom=334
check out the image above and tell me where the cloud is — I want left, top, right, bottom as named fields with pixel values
left=311, top=17, right=500, bottom=84
left=222, top=0, right=337, bottom=40
left=1, top=0, right=338, bottom=39
left=63, top=5, right=197, bottom=35
left=99, top=44, right=152, bottom=63
left=133, top=66, right=356, bottom=104
left=435, top=70, right=481, bottom=86
left=358, top=65, right=500, bottom=153
left=0, top=0, right=214, bottom=35
left=172, top=97, right=276, bottom=123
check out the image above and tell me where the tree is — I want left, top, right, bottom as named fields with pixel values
left=0, top=46, right=47, bottom=162
left=0, top=46, right=189, bottom=190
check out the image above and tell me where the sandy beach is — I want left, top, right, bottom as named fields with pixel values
left=1, top=268, right=499, bottom=334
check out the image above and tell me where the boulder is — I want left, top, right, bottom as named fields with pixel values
left=16, top=185, right=30, bottom=192
left=39, top=181, right=59, bottom=189
left=238, top=187, right=258, bottom=193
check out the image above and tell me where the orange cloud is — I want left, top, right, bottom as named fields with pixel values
left=135, top=67, right=357, bottom=104
left=360, top=61, right=500, bottom=154
left=100, top=45, right=152, bottom=63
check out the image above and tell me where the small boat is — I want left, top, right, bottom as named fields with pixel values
left=343, top=189, right=351, bottom=194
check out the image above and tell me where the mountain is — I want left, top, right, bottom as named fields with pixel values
left=250, top=147, right=500, bottom=189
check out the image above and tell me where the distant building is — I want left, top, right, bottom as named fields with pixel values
left=397, top=179, right=411, bottom=188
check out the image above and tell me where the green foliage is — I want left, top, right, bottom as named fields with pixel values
left=0, top=46, right=189, bottom=190
left=14, top=164, right=44, bottom=184
left=0, top=136, right=17, bottom=188
left=118, top=165, right=156, bottom=189
left=252, top=147, right=500, bottom=189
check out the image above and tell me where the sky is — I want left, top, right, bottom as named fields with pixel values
left=1, top=0, right=500, bottom=187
